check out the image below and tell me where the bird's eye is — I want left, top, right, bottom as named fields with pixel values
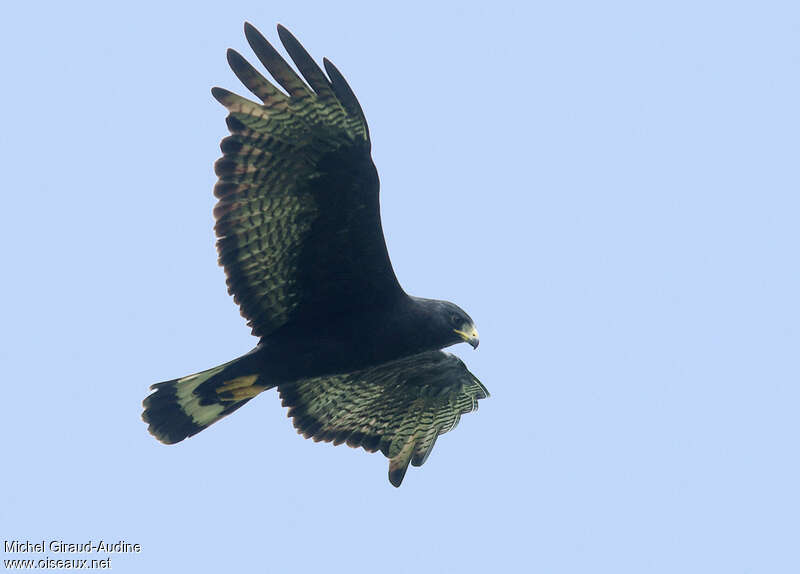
left=451, top=314, right=460, bottom=325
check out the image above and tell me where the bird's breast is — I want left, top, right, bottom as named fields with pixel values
left=254, top=306, right=426, bottom=381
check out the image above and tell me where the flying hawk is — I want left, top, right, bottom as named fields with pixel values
left=142, top=23, right=488, bottom=487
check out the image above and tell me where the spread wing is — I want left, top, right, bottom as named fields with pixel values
left=277, top=351, right=489, bottom=487
left=212, top=24, right=404, bottom=338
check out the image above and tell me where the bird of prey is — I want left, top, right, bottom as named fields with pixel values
left=142, top=23, right=488, bottom=487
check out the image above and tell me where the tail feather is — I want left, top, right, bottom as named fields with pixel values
left=142, top=355, right=270, bottom=444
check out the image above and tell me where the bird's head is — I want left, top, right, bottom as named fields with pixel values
left=433, top=300, right=480, bottom=350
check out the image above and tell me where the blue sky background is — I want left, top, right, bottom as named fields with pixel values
left=2, top=1, right=799, bottom=572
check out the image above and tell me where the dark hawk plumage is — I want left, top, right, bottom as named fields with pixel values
left=142, top=23, right=488, bottom=487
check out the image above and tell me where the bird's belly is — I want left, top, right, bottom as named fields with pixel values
left=254, top=320, right=409, bottom=382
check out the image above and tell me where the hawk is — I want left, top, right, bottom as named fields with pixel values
left=142, top=23, right=488, bottom=487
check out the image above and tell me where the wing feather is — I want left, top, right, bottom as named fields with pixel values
left=323, top=58, right=370, bottom=142
left=244, top=22, right=312, bottom=100
left=278, top=351, right=489, bottom=487
left=212, top=24, right=402, bottom=337
left=226, top=48, right=288, bottom=106
left=277, top=25, right=337, bottom=101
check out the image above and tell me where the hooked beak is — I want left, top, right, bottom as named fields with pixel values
left=454, top=325, right=480, bottom=350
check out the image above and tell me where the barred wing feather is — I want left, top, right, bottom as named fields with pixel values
left=278, top=351, right=489, bottom=487
left=212, top=24, right=402, bottom=338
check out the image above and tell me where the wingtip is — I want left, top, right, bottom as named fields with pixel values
left=388, top=455, right=412, bottom=487
left=276, top=23, right=298, bottom=48
left=244, top=21, right=265, bottom=44
left=322, top=57, right=337, bottom=75
left=322, top=57, right=336, bottom=78
left=210, top=86, right=228, bottom=103
left=388, top=471, right=404, bottom=488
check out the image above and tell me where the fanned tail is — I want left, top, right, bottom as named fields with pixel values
left=142, top=353, right=271, bottom=444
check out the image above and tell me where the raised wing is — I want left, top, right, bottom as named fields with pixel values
left=212, top=24, right=403, bottom=338
left=277, top=351, right=489, bottom=487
